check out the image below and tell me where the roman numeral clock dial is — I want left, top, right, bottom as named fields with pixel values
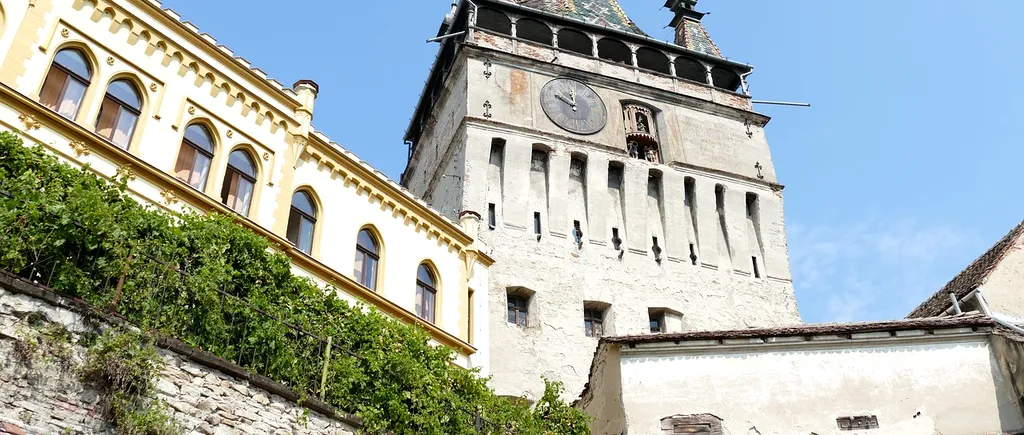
left=540, top=78, right=607, bottom=135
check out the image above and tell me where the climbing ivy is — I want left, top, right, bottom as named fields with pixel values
left=0, top=132, right=591, bottom=435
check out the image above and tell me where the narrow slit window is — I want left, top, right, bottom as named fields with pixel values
left=611, top=227, right=622, bottom=250
left=488, top=203, right=497, bottom=230
left=652, top=236, right=662, bottom=263
left=573, top=220, right=583, bottom=246
left=752, top=256, right=761, bottom=278
left=689, top=243, right=698, bottom=265
left=534, top=212, right=542, bottom=235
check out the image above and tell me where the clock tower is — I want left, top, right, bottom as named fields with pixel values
left=402, top=0, right=801, bottom=399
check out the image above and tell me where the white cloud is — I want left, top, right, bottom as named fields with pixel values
left=788, top=217, right=982, bottom=322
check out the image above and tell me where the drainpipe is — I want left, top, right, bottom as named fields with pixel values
left=949, top=292, right=962, bottom=314
left=975, top=288, right=1024, bottom=335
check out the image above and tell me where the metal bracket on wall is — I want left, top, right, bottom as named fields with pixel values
left=754, top=162, right=764, bottom=180
left=483, top=59, right=493, bottom=79
left=483, top=101, right=493, bottom=118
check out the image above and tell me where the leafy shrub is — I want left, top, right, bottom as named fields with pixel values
left=0, top=132, right=590, bottom=434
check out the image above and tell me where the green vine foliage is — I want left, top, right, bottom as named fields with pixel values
left=80, top=330, right=180, bottom=435
left=0, top=132, right=591, bottom=435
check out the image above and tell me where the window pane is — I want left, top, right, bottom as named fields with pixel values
left=39, top=68, right=68, bottom=112
left=287, top=209, right=302, bottom=248
left=174, top=144, right=196, bottom=182
left=54, top=49, right=91, bottom=79
left=416, top=286, right=424, bottom=317
left=107, top=80, right=140, bottom=109
left=235, top=177, right=254, bottom=216
left=291, top=191, right=316, bottom=217
left=298, top=217, right=314, bottom=254
left=357, top=230, right=378, bottom=254
left=95, top=98, right=118, bottom=141
left=417, top=265, right=434, bottom=287
left=228, top=150, right=256, bottom=177
left=111, top=108, right=138, bottom=149
left=365, top=257, right=377, bottom=290
left=58, top=80, right=87, bottom=120
left=189, top=151, right=212, bottom=190
left=184, top=124, right=214, bottom=153
left=354, top=251, right=366, bottom=282
left=424, top=289, right=435, bottom=323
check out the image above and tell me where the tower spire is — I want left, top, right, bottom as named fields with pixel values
left=664, top=0, right=723, bottom=58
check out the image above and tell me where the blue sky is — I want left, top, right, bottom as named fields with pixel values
left=161, top=1, right=1024, bottom=323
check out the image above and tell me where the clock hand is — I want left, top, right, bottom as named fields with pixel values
left=570, top=84, right=577, bottom=105
left=555, top=93, right=578, bottom=111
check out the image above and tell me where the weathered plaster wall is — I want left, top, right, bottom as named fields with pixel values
left=610, top=335, right=1024, bottom=435
left=0, top=285, right=357, bottom=435
left=978, top=236, right=1024, bottom=320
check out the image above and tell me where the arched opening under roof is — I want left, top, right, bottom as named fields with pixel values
left=476, top=8, right=511, bottom=35
left=711, top=66, right=742, bottom=92
left=675, top=56, right=706, bottom=83
left=597, top=38, right=631, bottom=65
left=636, top=47, right=670, bottom=75
left=516, top=18, right=552, bottom=46
left=557, top=28, right=591, bottom=56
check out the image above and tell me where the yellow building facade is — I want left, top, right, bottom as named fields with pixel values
left=0, top=0, right=492, bottom=370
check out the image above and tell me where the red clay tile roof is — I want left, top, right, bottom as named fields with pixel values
left=604, top=312, right=994, bottom=344
left=907, top=220, right=1024, bottom=318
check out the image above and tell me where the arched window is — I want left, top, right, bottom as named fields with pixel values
left=597, top=38, right=631, bottom=65
left=476, top=8, right=511, bottom=35
left=95, top=79, right=141, bottom=149
left=675, top=56, right=706, bottom=83
left=557, top=28, right=592, bottom=56
left=415, top=263, right=437, bottom=323
left=516, top=18, right=552, bottom=45
left=174, top=124, right=214, bottom=190
left=636, top=47, right=670, bottom=75
left=287, top=191, right=317, bottom=254
left=711, top=66, right=742, bottom=92
left=40, top=48, right=91, bottom=120
left=220, top=149, right=257, bottom=216
left=354, top=229, right=380, bottom=291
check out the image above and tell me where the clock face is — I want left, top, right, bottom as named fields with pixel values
left=540, top=78, right=607, bottom=135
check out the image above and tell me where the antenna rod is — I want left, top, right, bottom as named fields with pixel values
left=426, top=31, right=466, bottom=43
left=751, top=100, right=811, bottom=107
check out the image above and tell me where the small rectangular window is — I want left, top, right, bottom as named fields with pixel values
left=584, top=307, right=606, bottom=338
left=752, top=256, right=761, bottom=278
left=534, top=212, right=542, bottom=235
left=488, top=203, right=496, bottom=230
left=507, top=294, right=529, bottom=327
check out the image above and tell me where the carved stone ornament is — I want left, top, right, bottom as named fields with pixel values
left=69, top=140, right=90, bottom=157
left=60, top=28, right=70, bottom=38
left=187, top=106, right=196, bottom=115
left=262, top=152, right=270, bottom=161
left=159, top=189, right=179, bottom=205
left=18, top=114, right=41, bottom=130
left=106, top=56, right=114, bottom=66
left=149, top=83, right=158, bottom=92
left=226, top=130, right=234, bottom=138
left=115, top=166, right=137, bottom=182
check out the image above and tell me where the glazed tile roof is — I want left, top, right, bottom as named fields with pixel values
left=679, top=19, right=721, bottom=57
left=507, top=0, right=646, bottom=35
left=908, top=220, right=1024, bottom=318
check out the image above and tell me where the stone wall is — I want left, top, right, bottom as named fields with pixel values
left=0, top=278, right=359, bottom=435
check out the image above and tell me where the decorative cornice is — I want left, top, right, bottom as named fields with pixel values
left=18, top=113, right=41, bottom=131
